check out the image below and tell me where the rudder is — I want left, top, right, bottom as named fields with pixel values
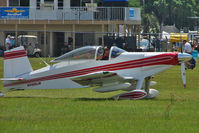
left=4, top=46, right=33, bottom=78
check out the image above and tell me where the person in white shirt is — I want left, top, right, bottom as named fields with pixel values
left=5, top=35, right=11, bottom=50
left=183, top=40, right=196, bottom=69
left=183, top=40, right=192, bottom=54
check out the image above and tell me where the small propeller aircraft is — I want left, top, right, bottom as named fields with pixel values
left=0, top=45, right=192, bottom=100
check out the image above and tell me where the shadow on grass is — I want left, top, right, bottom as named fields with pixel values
left=1, top=95, right=115, bottom=101
left=74, top=97, right=114, bottom=101
left=2, top=95, right=176, bottom=102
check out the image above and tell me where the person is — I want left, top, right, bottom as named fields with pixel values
left=5, top=35, right=11, bottom=50
left=101, top=46, right=109, bottom=60
left=112, top=43, right=117, bottom=47
left=183, top=40, right=192, bottom=54
left=122, top=43, right=128, bottom=51
left=27, top=43, right=34, bottom=56
left=155, top=36, right=161, bottom=52
left=161, top=36, right=168, bottom=52
left=183, top=40, right=196, bottom=69
left=10, top=36, right=16, bottom=49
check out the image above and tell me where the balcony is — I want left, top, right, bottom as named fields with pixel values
left=0, top=7, right=141, bottom=24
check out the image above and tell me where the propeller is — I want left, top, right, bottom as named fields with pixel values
left=180, top=62, right=186, bottom=88
left=178, top=53, right=192, bottom=88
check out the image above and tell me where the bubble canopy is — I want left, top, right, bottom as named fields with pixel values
left=51, top=46, right=126, bottom=63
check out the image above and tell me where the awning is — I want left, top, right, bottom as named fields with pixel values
left=169, top=33, right=188, bottom=42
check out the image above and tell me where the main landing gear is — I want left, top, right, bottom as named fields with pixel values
left=113, top=77, right=159, bottom=100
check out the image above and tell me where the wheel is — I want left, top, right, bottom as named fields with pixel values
left=34, top=52, right=41, bottom=57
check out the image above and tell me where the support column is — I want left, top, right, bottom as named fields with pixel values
left=124, top=24, right=127, bottom=37
left=0, top=32, right=5, bottom=48
left=116, top=24, right=119, bottom=37
left=102, top=24, right=104, bottom=47
left=40, top=0, right=44, bottom=4
left=7, top=0, right=9, bottom=7
left=54, top=0, right=58, bottom=10
left=137, top=25, right=141, bottom=49
left=127, top=25, right=130, bottom=37
left=64, top=32, right=69, bottom=42
left=49, top=32, right=54, bottom=56
left=15, top=24, right=18, bottom=45
left=64, top=0, right=70, bottom=8
left=44, top=24, right=47, bottom=57
left=30, top=0, right=36, bottom=8
left=131, top=25, right=134, bottom=36
left=72, top=24, right=75, bottom=49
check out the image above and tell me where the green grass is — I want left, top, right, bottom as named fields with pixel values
left=0, top=57, right=199, bottom=133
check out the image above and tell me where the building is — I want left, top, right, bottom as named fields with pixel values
left=0, top=0, right=141, bottom=56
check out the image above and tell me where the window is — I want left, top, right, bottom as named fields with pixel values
left=20, top=0, right=29, bottom=6
left=58, top=0, right=63, bottom=9
left=9, top=0, right=29, bottom=7
left=9, top=0, right=19, bottom=6
left=45, top=0, right=54, bottom=4
left=71, top=0, right=80, bottom=7
left=37, top=0, right=40, bottom=9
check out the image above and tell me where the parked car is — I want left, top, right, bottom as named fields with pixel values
left=18, top=35, right=42, bottom=57
left=136, top=39, right=154, bottom=52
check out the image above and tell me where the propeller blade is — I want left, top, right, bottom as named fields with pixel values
left=181, top=62, right=186, bottom=88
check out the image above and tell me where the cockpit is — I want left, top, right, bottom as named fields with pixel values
left=51, top=46, right=126, bottom=63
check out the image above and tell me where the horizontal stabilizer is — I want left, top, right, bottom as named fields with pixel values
left=0, top=78, right=24, bottom=81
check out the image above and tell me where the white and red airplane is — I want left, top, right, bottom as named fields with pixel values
left=0, top=46, right=192, bottom=100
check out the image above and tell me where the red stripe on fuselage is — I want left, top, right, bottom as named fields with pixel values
left=4, top=50, right=27, bottom=60
left=4, top=53, right=178, bottom=87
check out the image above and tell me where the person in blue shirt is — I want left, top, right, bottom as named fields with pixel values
left=10, top=36, right=16, bottom=49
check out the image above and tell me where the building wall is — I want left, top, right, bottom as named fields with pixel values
left=0, top=0, right=141, bottom=56
left=0, top=0, right=7, bottom=6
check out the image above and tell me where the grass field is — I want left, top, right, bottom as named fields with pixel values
left=0, top=57, right=199, bottom=133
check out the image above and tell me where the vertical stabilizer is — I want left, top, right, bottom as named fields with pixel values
left=4, top=46, right=33, bottom=78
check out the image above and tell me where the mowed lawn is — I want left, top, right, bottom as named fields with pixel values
left=0, top=57, right=199, bottom=133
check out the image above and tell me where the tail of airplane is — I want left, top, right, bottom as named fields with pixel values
left=4, top=46, right=33, bottom=78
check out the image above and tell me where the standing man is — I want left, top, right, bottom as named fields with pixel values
left=183, top=40, right=196, bottom=69
left=5, top=35, right=11, bottom=50
left=155, top=36, right=161, bottom=52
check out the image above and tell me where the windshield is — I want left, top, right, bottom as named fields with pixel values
left=52, top=46, right=98, bottom=62
left=111, top=46, right=126, bottom=59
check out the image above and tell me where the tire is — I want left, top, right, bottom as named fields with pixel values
left=34, top=52, right=41, bottom=57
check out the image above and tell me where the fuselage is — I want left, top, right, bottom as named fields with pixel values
left=4, top=52, right=179, bottom=90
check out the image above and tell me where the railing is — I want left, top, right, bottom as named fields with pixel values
left=0, top=7, right=141, bottom=21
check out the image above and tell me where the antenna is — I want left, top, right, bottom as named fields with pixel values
left=38, top=56, right=50, bottom=66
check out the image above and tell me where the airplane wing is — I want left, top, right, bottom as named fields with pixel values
left=71, top=71, right=134, bottom=86
left=0, top=78, right=24, bottom=81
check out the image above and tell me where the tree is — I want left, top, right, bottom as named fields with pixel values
left=128, top=0, right=140, bottom=7
left=142, top=13, right=160, bottom=33
left=143, top=0, right=197, bottom=31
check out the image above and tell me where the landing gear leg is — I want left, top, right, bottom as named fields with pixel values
left=144, top=77, right=151, bottom=94
left=144, top=77, right=159, bottom=99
